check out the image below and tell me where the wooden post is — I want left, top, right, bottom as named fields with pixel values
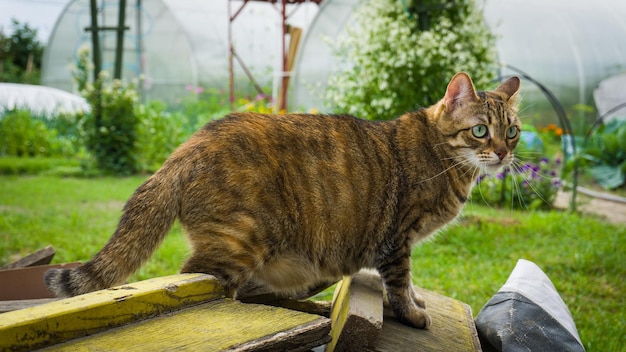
left=88, top=0, right=101, bottom=82
left=114, top=0, right=127, bottom=79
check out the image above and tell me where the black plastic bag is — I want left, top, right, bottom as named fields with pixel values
left=475, top=259, right=585, bottom=352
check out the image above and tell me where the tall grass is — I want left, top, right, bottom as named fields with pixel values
left=0, top=175, right=623, bottom=350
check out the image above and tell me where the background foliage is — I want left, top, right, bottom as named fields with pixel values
left=0, top=19, right=43, bottom=84
left=576, top=120, right=626, bottom=189
left=325, top=0, right=497, bottom=120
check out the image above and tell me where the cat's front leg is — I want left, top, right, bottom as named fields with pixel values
left=378, top=252, right=432, bottom=329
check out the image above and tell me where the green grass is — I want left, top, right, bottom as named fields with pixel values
left=0, top=175, right=188, bottom=281
left=0, top=175, right=623, bottom=351
left=414, top=203, right=625, bottom=352
left=0, top=156, right=82, bottom=175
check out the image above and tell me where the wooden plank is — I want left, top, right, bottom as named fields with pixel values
left=375, top=286, right=482, bottom=352
left=0, top=245, right=56, bottom=270
left=0, top=273, right=224, bottom=351
left=45, top=299, right=331, bottom=351
left=326, top=270, right=384, bottom=352
left=241, top=294, right=332, bottom=318
left=0, top=298, right=60, bottom=313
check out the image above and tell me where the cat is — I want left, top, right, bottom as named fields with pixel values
left=45, top=72, right=520, bottom=329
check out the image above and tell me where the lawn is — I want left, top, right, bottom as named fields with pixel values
left=0, top=174, right=624, bottom=351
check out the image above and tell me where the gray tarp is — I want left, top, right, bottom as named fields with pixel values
left=475, top=259, right=585, bottom=352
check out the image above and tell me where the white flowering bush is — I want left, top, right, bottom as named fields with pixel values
left=325, top=0, right=497, bottom=120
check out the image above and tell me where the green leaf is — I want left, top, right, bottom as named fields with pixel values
left=589, top=165, right=625, bottom=189
left=601, top=133, right=620, bottom=157
left=617, top=125, right=626, bottom=151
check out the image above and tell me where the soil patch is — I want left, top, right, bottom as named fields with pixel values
left=554, top=191, right=626, bottom=225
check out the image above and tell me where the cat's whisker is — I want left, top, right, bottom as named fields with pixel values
left=416, top=162, right=465, bottom=184
left=457, top=162, right=479, bottom=181
left=509, top=168, right=528, bottom=210
left=516, top=102, right=537, bottom=117
left=508, top=159, right=555, bottom=208
left=430, top=141, right=452, bottom=148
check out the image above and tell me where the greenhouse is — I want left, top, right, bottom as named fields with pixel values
left=42, top=0, right=320, bottom=105
left=41, top=0, right=626, bottom=121
left=293, top=0, right=626, bottom=124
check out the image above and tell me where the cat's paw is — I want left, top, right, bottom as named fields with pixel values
left=388, top=290, right=432, bottom=329
left=392, top=300, right=432, bottom=329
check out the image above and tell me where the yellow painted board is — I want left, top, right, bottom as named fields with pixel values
left=42, top=299, right=331, bottom=351
left=327, top=272, right=383, bottom=352
left=0, top=273, right=224, bottom=351
left=327, top=275, right=350, bottom=352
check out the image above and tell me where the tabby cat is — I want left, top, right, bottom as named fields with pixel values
left=45, top=72, right=520, bottom=329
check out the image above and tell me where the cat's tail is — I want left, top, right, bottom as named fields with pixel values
left=44, top=168, right=181, bottom=297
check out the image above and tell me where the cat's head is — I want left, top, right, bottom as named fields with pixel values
left=435, top=72, right=521, bottom=174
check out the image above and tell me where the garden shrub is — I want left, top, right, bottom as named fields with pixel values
left=0, top=109, right=56, bottom=157
left=135, top=101, right=188, bottom=172
left=81, top=75, right=140, bottom=175
left=325, top=0, right=497, bottom=120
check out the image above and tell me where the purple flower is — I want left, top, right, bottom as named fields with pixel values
left=555, top=158, right=562, bottom=165
left=540, top=157, right=549, bottom=164
left=496, top=173, right=505, bottom=180
left=476, top=174, right=490, bottom=183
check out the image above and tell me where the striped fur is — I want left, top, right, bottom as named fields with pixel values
left=45, top=73, right=520, bottom=329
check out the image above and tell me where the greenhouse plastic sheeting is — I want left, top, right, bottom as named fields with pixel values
left=292, top=0, right=626, bottom=119
left=593, top=74, right=626, bottom=123
left=0, top=83, right=89, bottom=116
left=43, top=0, right=626, bottom=115
left=475, top=259, right=585, bottom=352
left=42, top=0, right=318, bottom=104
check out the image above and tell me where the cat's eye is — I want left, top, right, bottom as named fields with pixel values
left=506, top=126, right=519, bottom=139
left=472, top=124, right=488, bottom=138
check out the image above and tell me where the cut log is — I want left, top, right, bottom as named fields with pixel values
left=326, top=270, right=482, bottom=352
left=375, top=286, right=482, bottom=352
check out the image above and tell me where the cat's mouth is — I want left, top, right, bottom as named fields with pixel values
left=480, top=155, right=513, bottom=173
left=483, top=162, right=508, bottom=173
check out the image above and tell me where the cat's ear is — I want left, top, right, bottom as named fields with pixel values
left=443, top=72, right=479, bottom=113
left=495, top=76, right=521, bottom=101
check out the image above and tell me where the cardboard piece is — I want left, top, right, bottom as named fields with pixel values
left=0, top=262, right=81, bottom=300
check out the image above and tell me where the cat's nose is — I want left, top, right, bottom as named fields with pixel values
left=494, top=149, right=508, bottom=160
